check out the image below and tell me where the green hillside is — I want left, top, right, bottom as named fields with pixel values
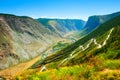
left=41, top=15, right=120, bottom=64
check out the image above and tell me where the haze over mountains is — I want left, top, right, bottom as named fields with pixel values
left=0, top=11, right=120, bottom=79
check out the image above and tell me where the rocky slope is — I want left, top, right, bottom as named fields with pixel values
left=0, top=14, right=85, bottom=69
left=0, top=14, right=60, bottom=69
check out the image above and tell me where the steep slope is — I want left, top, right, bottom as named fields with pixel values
left=0, top=15, right=19, bottom=69
left=0, top=14, right=62, bottom=69
left=37, top=18, right=86, bottom=36
left=83, top=11, right=120, bottom=34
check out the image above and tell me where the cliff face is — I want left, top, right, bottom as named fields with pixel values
left=84, top=12, right=120, bottom=34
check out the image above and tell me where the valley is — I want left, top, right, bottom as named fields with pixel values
left=0, top=11, right=120, bottom=80
left=0, top=14, right=85, bottom=70
left=0, top=0, right=120, bottom=79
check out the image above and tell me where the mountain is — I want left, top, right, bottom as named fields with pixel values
left=83, top=11, right=120, bottom=34
left=37, top=18, right=86, bottom=36
left=0, top=14, right=62, bottom=69
left=0, top=14, right=85, bottom=69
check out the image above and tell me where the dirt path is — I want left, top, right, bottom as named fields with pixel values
left=0, top=55, right=41, bottom=79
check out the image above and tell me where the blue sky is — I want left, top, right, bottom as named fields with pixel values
left=0, top=0, right=120, bottom=20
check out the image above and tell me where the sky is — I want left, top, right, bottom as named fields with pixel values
left=0, top=0, right=120, bottom=20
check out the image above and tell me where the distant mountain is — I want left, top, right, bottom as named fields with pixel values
left=37, top=18, right=86, bottom=35
left=83, top=11, right=120, bottom=34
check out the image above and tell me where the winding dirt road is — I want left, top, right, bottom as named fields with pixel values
left=59, top=28, right=114, bottom=67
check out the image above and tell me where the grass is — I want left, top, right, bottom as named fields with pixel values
left=103, top=59, right=120, bottom=69
left=16, top=65, right=94, bottom=80
left=16, top=58, right=120, bottom=80
left=90, top=69, right=120, bottom=80
left=52, top=41, right=70, bottom=52
left=16, top=16, right=120, bottom=80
